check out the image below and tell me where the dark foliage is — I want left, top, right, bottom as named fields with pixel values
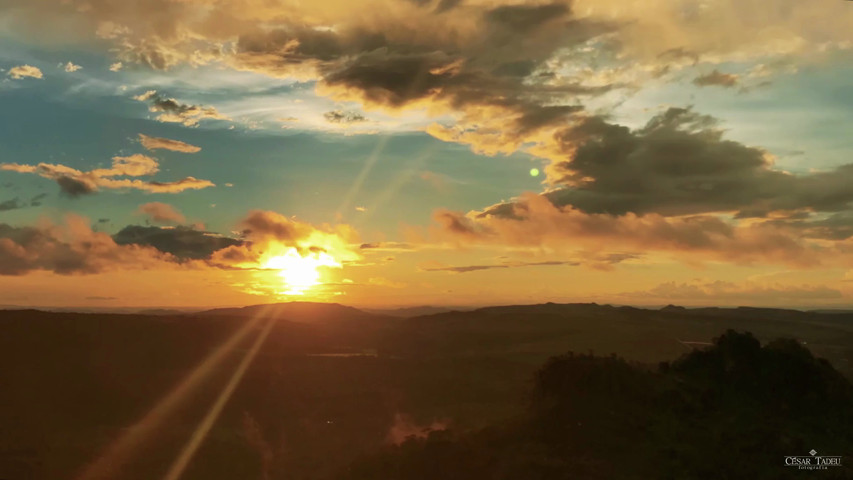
left=337, top=330, right=853, bottom=480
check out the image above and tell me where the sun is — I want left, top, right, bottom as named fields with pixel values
left=263, top=248, right=341, bottom=296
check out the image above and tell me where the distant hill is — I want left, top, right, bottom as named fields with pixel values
left=363, top=306, right=475, bottom=318
left=200, top=301, right=385, bottom=324
left=134, top=308, right=195, bottom=316
left=383, top=302, right=853, bottom=378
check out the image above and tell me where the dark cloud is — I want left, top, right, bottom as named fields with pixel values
left=421, top=259, right=579, bottom=273
left=491, top=60, right=536, bottom=78
left=323, top=110, right=367, bottom=124
left=483, top=3, right=570, bottom=33
left=0, top=194, right=48, bottom=211
left=693, top=70, right=739, bottom=88
left=56, top=176, right=97, bottom=197
left=239, top=210, right=304, bottom=242
left=532, top=108, right=853, bottom=218
left=29, top=193, right=47, bottom=207
left=0, top=217, right=171, bottom=275
left=359, top=241, right=415, bottom=251
left=434, top=0, right=462, bottom=13
left=112, top=225, right=242, bottom=260
left=0, top=198, right=22, bottom=212
left=134, top=90, right=229, bottom=126
left=321, top=50, right=464, bottom=108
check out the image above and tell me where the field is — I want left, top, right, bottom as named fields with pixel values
left=1, top=302, right=852, bottom=479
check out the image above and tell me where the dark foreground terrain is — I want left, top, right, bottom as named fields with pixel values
left=1, top=302, right=852, bottom=479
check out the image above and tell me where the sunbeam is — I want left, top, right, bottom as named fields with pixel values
left=162, top=316, right=277, bottom=480
left=75, top=308, right=273, bottom=480
left=336, top=135, right=390, bottom=217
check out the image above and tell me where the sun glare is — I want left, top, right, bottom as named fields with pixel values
left=263, top=248, right=341, bottom=295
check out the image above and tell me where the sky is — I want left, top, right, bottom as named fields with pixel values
left=1, top=0, right=852, bottom=309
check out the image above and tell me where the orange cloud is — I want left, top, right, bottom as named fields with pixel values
left=430, top=193, right=844, bottom=268
left=0, top=215, right=177, bottom=275
left=1, top=153, right=214, bottom=196
left=211, top=210, right=361, bottom=269
left=138, top=134, right=201, bottom=153
left=136, top=202, right=186, bottom=225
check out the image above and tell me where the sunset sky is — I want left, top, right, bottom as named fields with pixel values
left=1, top=0, right=852, bottom=308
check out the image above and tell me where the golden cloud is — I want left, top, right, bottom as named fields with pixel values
left=136, top=202, right=186, bottom=225
left=138, top=134, right=201, bottom=153
left=8, top=64, right=43, bottom=79
left=1, top=154, right=214, bottom=196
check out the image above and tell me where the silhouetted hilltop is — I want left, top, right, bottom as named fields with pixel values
left=201, top=301, right=384, bottom=323
left=363, top=306, right=474, bottom=318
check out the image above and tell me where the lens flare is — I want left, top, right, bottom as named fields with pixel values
left=263, top=247, right=341, bottom=295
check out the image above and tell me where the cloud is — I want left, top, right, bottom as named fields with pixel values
left=619, top=280, right=844, bottom=303
left=29, top=193, right=47, bottom=207
left=138, top=133, right=201, bottom=153
left=55, top=175, right=97, bottom=197
left=0, top=208, right=366, bottom=278
left=359, top=241, right=415, bottom=252
left=136, top=202, right=186, bottom=225
left=210, top=210, right=361, bottom=268
left=0, top=215, right=175, bottom=275
left=0, top=208, right=365, bottom=278
left=323, top=110, right=367, bottom=124
left=8, top=65, right=42, bottom=79
left=0, top=193, right=48, bottom=211
left=1, top=2, right=850, bottom=282
left=490, top=108, right=853, bottom=220
left=1, top=154, right=214, bottom=195
left=420, top=259, right=579, bottom=274
left=62, top=61, right=82, bottom=72
left=2, top=0, right=845, bottom=173
left=692, top=69, right=739, bottom=88
left=134, top=90, right=230, bottom=127
left=430, top=193, right=840, bottom=268
left=0, top=198, right=22, bottom=212
left=0, top=0, right=848, bottom=119
left=141, top=177, right=216, bottom=193
left=112, top=225, right=241, bottom=260
left=109, top=62, right=123, bottom=72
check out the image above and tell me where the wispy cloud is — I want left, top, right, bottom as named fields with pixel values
left=62, top=61, right=83, bottom=73
left=134, top=90, right=230, bottom=127
left=139, top=134, right=201, bottom=153
left=1, top=154, right=214, bottom=196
